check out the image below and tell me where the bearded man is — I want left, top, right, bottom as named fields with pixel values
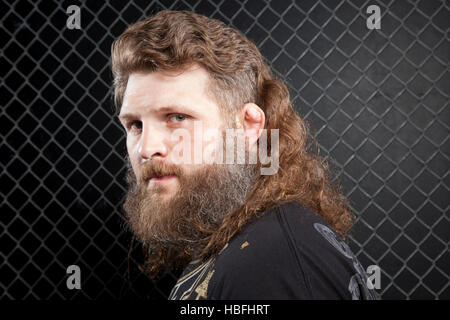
left=111, top=10, right=379, bottom=300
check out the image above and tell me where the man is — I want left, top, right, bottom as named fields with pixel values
left=111, top=10, right=379, bottom=300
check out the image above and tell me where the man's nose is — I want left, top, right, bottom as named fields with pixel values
left=138, top=124, right=168, bottom=162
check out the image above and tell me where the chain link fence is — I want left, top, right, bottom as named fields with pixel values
left=1, top=0, right=449, bottom=300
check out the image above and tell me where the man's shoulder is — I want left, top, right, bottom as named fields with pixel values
left=208, top=201, right=379, bottom=299
left=207, top=202, right=313, bottom=299
left=207, top=201, right=342, bottom=299
left=218, top=201, right=339, bottom=260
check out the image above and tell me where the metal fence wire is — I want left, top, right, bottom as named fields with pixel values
left=1, top=0, right=449, bottom=300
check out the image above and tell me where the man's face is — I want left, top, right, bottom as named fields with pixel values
left=118, top=65, right=258, bottom=256
left=119, top=65, right=225, bottom=201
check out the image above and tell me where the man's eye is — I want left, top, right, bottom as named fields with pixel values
left=128, top=121, right=142, bottom=132
left=168, top=114, right=187, bottom=123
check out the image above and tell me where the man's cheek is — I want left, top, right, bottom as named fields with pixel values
left=126, top=141, right=141, bottom=178
left=170, top=131, right=192, bottom=165
left=202, top=128, right=224, bottom=164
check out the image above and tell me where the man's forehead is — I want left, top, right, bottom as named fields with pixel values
left=120, top=86, right=203, bottom=117
left=124, top=64, right=209, bottom=94
left=120, top=67, right=219, bottom=117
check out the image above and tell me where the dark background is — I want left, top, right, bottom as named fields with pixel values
left=1, top=0, right=449, bottom=300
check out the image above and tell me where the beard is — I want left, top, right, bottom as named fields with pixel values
left=123, top=152, right=258, bottom=276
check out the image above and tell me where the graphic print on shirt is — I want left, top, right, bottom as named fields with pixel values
left=169, top=243, right=229, bottom=300
left=168, top=258, right=215, bottom=300
left=313, top=222, right=379, bottom=300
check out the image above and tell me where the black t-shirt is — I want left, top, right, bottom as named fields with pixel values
left=168, top=202, right=380, bottom=300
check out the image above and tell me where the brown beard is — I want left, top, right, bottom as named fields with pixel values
left=123, top=156, right=258, bottom=277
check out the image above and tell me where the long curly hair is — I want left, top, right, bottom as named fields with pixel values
left=112, top=10, right=355, bottom=269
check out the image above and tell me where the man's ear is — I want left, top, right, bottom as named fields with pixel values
left=238, top=103, right=265, bottom=149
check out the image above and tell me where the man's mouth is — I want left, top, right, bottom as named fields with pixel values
left=150, top=175, right=176, bottom=181
left=147, top=175, right=177, bottom=185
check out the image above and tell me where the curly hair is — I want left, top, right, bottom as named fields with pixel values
left=111, top=10, right=355, bottom=269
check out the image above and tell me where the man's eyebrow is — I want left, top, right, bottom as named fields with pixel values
left=118, top=105, right=201, bottom=120
left=117, top=112, right=139, bottom=121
